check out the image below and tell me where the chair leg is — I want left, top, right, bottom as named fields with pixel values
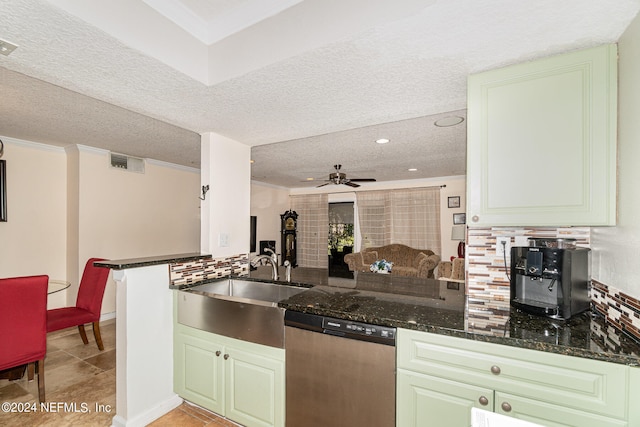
left=36, top=359, right=45, bottom=403
left=92, top=321, right=104, bottom=351
left=27, top=362, right=35, bottom=382
left=78, top=324, right=89, bottom=345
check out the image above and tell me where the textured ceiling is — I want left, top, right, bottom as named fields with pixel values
left=1, top=0, right=639, bottom=186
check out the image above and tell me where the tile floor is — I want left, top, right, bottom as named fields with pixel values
left=0, top=319, right=241, bottom=426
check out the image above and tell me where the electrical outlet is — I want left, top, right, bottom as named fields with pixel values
left=219, top=232, right=229, bottom=247
left=496, top=237, right=511, bottom=256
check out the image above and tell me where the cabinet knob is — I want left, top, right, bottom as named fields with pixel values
left=490, top=365, right=501, bottom=375
left=223, top=353, right=230, bottom=360
left=501, top=402, right=512, bottom=413
left=472, top=215, right=479, bottom=223
left=215, top=351, right=221, bottom=357
left=478, top=396, right=489, bottom=406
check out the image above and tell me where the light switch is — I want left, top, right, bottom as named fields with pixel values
left=219, top=232, right=229, bottom=247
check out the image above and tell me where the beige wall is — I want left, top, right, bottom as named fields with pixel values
left=591, top=16, right=640, bottom=298
left=0, top=137, right=201, bottom=315
left=0, top=138, right=67, bottom=280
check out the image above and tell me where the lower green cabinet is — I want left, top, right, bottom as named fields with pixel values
left=397, top=369, right=493, bottom=427
left=397, top=328, right=633, bottom=427
left=174, top=323, right=285, bottom=427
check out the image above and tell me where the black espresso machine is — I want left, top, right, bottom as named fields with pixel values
left=510, top=238, right=590, bottom=320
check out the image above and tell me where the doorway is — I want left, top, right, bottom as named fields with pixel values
left=328, top=202, right=354, bottom=278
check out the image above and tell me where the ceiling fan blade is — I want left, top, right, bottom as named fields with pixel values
left=349, top=178, right=376, bottom=182
left=344, top=181, right=360, bottom=188
left=316, top=182, right=331, bottom=187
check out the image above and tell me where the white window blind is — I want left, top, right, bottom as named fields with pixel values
left=290, top=194, right=329, bottom=268
left=356, top=187, right=441, bottom=253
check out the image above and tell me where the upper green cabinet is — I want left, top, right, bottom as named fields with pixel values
left=467, top=44, right=617, bottom=226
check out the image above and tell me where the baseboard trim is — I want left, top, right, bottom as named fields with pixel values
left=110, top=394, right=183, bottom=427
left=100, top=311, right=116, bottom=322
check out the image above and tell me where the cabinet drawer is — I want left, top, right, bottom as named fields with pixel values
left=494, top=392, right=627, bottom=427
left=397, top=329, right=628, bottom=419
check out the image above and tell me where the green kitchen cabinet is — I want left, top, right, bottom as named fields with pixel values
left=397, top=369, right=494, bottom=427
left=397, top=328, right=632, bottom=427
left=174, top=323, right=285, bottom=427
left=466, top=44, right=617, bottom=226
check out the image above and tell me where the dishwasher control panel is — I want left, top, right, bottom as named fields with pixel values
left=284, top=310, right=397, bottom=346
left=322, top=317, right=396, bottom=341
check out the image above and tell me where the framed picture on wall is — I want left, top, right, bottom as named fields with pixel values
left=448, top=196, right=460, bottom=208
left=453, top=213, right=466, bottom=225
left=0, top=160, right=6, bottom=222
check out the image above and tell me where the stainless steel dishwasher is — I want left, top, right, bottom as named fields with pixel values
left=284, top=310, right=396, bottom=427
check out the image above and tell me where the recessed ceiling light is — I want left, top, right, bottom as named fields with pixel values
left=0, top=39, right=18, bottom=56
left=306, top=177, right=314, bottom=181
left=250, top=159, right=255, bottom=163
left=408, top=168, right=417, bottom=172
left=434, top=116, right=464, bottom=127
left=375, top=138, right=390, bottom=144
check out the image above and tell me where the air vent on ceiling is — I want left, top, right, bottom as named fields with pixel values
left=110, top=153, right=145, bottom=173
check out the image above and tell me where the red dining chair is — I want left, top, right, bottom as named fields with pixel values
left=0, top=275, right=48, bottom=402
left=47, top=258, right=110, bottom=351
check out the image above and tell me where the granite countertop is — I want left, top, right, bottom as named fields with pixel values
left=95, top=253, right=210, bottom=270
left=257, top=267, right=640, bottom=366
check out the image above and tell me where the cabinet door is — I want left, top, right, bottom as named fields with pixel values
left=397, top=369, right=493, bottom=427
left=494, top=392, right=627, bottom=427
left=174, top=327, right=225, bottom=414
left=467, top=44, right=617, bottom=226
left=225, top=345, right=285, bottom=427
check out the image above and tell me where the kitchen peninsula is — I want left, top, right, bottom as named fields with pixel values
left=95, top=253, right=212, bottom=427
left=97, top=256, right=640, bottom=426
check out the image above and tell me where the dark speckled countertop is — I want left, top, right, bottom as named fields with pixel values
left=246, top=267, right=640, bottom=366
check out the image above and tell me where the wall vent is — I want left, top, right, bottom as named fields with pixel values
left=110, top=153, right=145, bottom=173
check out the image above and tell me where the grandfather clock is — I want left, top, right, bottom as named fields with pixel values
left=280, top=210, right=298, bottom=267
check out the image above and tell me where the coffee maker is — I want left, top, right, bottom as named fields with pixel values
left=510, top=239, right=590, bottom=320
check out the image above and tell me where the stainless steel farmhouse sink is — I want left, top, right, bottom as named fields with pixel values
left=177, top=278, right=309, bottom=348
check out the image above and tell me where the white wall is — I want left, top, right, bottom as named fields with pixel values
left=0, top=136, right=201, bottom=315
left=250, top=181, right=290, bottom=256
left=591, top=15, right=640, bottom=298
left=201, top=132, right=251, bottom=257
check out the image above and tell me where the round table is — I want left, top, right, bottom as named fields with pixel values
left=48, top=279, right=70, bottom=294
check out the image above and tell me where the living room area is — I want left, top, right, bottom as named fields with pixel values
left=250, top=175, right=467, bottom=282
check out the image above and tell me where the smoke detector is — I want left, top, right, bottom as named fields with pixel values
left=0, top=39, right=18, bottom=56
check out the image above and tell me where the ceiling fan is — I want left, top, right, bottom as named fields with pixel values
left=316, top=164, right=376, bottom=188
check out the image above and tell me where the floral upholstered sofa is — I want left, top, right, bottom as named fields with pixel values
left=343, top=243, right=440, bottom=278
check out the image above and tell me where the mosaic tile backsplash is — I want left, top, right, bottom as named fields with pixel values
left=169, top=254, right=249, bottom=287
left=466, top=226, right=591, bottom=300
left=466, top=226, right=640, bottom=343
left=592, top=280, right=640, bottom=343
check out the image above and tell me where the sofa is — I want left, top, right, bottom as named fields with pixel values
left=344, top=243, right=440, bottom=278
left=435, top=257, right=465, bottom=281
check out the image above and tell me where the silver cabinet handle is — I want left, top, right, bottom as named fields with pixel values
left=215, top=351, right=221, bottom=357
left=478, top=396, right=489, bottom=406
left=223, top=353, right=230, bottom=360
left=501, top=402, right=512, bottom=412
left=490, top=365, right=501, bottom=375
